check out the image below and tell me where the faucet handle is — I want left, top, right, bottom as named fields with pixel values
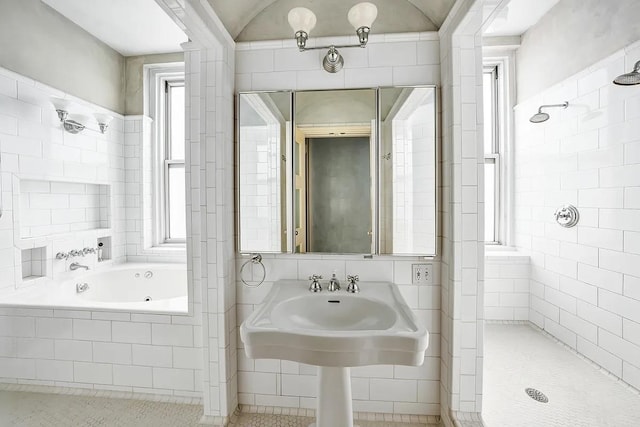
left=346, top=275, right=360, bottom=293
left=69, top=249, right=82, bottom=257
left=82, top=247, right=96, bottom=255
left=56, top=252, right=69, bottom=260
left=308, top=274, right=323, bottom=292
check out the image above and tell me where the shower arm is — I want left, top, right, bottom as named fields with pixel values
left=537, top=102, right=569, bottom=113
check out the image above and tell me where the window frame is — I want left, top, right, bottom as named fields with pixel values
left=146, top=64, right=186, bottom=248
left=483, top=65, right=501, bottom=244
left=482, top=53, right=515, bottom=247
left=162, top=80, right=186, bottom=244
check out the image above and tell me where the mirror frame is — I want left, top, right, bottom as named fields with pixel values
left=377, top=85, right=439, bottom=257
left=236, top=86, right=439, bottom=257
left=235, top=90, right=293, bottom=254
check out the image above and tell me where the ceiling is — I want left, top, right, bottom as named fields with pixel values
left=207, top=0, right=457, bottom=42
left=484, top=0, right=561, bottom=36
left=41, top=0, right=187, bottom=56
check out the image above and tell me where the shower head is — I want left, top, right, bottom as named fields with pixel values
left=529, top=111, right=550, bottom=123
left=529, top=102, right=569, bottom=123
left=613, top=60, right=640, bottom=85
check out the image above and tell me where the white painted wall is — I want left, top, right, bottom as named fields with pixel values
left=0, top=0, right=125, bottom=113
left=235, top=33, right=443, bottom=416
left=513, top=40, right=640, bottom=391
left=516, top=0, right=640, bottom=102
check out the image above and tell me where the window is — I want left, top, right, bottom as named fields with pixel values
left=483, top=65, right=500, bottom=243
left=163, top=81, right=186, bottom=242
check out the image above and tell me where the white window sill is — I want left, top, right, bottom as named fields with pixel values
left=143, top=244, right=186, bottom=255
left=484, top=245, right=529, bottom=261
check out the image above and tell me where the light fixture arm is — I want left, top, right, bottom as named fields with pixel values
left=297, top=38, right=370, bottom=52
left=295, top=30, right=309, bottom=51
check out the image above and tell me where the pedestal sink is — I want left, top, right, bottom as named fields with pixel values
left=240, top=280, right=429, bottom=427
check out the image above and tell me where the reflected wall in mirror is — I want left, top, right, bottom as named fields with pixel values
left=294, top=89, right=376, bottom=254
left=237, top=91, right=292, bottom=253
left=379, top=87, right=437, bottom=256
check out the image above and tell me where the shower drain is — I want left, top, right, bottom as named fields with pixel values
left=525, top=388, right=549, bottom=403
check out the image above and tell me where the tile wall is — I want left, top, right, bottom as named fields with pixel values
left=124, top=116, right=186, bottom=263
left=0, top=307, right=201, bottom=398
left=0, top=66, right=198, bottom=398
left=514, top=40, right=640, bottom=390
left=437, top=0, right=488, bottom=418
left=234, top=33, right=443, bottom=416
left=484, top=253, right=530, bottom=321
left=0, top=65, right=126, bottom=293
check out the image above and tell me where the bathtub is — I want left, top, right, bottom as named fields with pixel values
left=0, top=263, right=188, bottom=314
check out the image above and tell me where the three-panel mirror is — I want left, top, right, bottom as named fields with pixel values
left=237, top=86, right=437, bottom=256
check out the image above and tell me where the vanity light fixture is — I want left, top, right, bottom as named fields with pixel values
left=50, top=97, right=113, bottom=134
left=287, top=2, right=378, bottom=73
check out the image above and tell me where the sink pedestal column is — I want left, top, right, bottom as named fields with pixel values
left=311, top=366, right=353, bottom=427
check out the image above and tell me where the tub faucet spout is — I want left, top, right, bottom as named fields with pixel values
left=70, top=262, right=89, bottom=271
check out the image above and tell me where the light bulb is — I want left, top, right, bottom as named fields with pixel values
left=287, top=7, right=317, bottom=34
left=50, top=97, right=71, bottom=111
left=347, top=2, right=378, bottom=30
left=94, top=113, right=113, bottom=126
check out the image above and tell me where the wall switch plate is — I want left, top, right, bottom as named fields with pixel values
left=412, top=264, right=432, bottom=285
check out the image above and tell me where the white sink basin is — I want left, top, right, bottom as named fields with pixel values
left=271, top=294, right=397, bottom=331
left=240, top=280, right=429, bottom=427
left=240, top=280, right=429, bottom=367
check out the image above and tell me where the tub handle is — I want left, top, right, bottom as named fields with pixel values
left=144, top=271, right=153, bottom=279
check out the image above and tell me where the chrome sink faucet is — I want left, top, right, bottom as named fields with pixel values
left=346, top=275, right=359, bottom=293
left=309, top=274, right=322, bottom=292
left=70, top=262, right=89, bottom=271
left=327, top=272, right=341, bottom=292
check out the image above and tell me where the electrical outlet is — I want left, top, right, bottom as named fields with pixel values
left=412, top=264, right=432, bottom=285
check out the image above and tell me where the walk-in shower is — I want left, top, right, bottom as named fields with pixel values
left=613, top=60, right=640, bottom=85
left=529, top=102, right=569, bottom=123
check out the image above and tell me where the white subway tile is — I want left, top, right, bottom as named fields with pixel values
left=560, top=311, right=597, bottom=343
left=368, top=42, right=417, bottom=67
left=0, top=316, right=35, bottom=337
left=599, top=289, right=640, bottom=324
left=113, top=365, right=152, bottom=388
left=624, top=187, right=640, bottom=209
left=112, top=321, right=151, bottom=344
left=370, top=378, right=417, bottom=402
left=578, top=188, right=623, bottom=208
left=173, top=347, right=201, bottom=369
left=623, top=319, right=640, bottom=347
left=132, top=344, right=173, bottom=367
left=577, top=227, right=623, bottom=251
left=599, top=249, right=640, bottom=279
left=623, top=361, right=640, bottom=390
left=281, top=373, right=316, bottom=397
left=151, top=324, right=193, bottom=347
left=54, top=339, right=92, bottom=361
left=93, top=342, right=132, bottom=365
left=151, top=367, right=194, bottom=391
left=35, top=317, right=71, bottom=339
left=624, top=275, right=640, bottom=301
left=598, top=329, right=640, bottom=364
left=74, top=361, right=112, bottom=385
left=577, top=337, right=622, bottom=377
left=73, top=319, right=111, bottom=341
left=36, top=359, right=73, bottom=382
left=0, top=357, right=35, bottom=379
left=16, top=337, right=54, bottom=359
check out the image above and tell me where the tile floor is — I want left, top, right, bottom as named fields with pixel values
left=0, top=389, right=437, bottom=426
left=482, top=323, right=640, bottom=427
left=0, top=390, right=203, bottom=426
